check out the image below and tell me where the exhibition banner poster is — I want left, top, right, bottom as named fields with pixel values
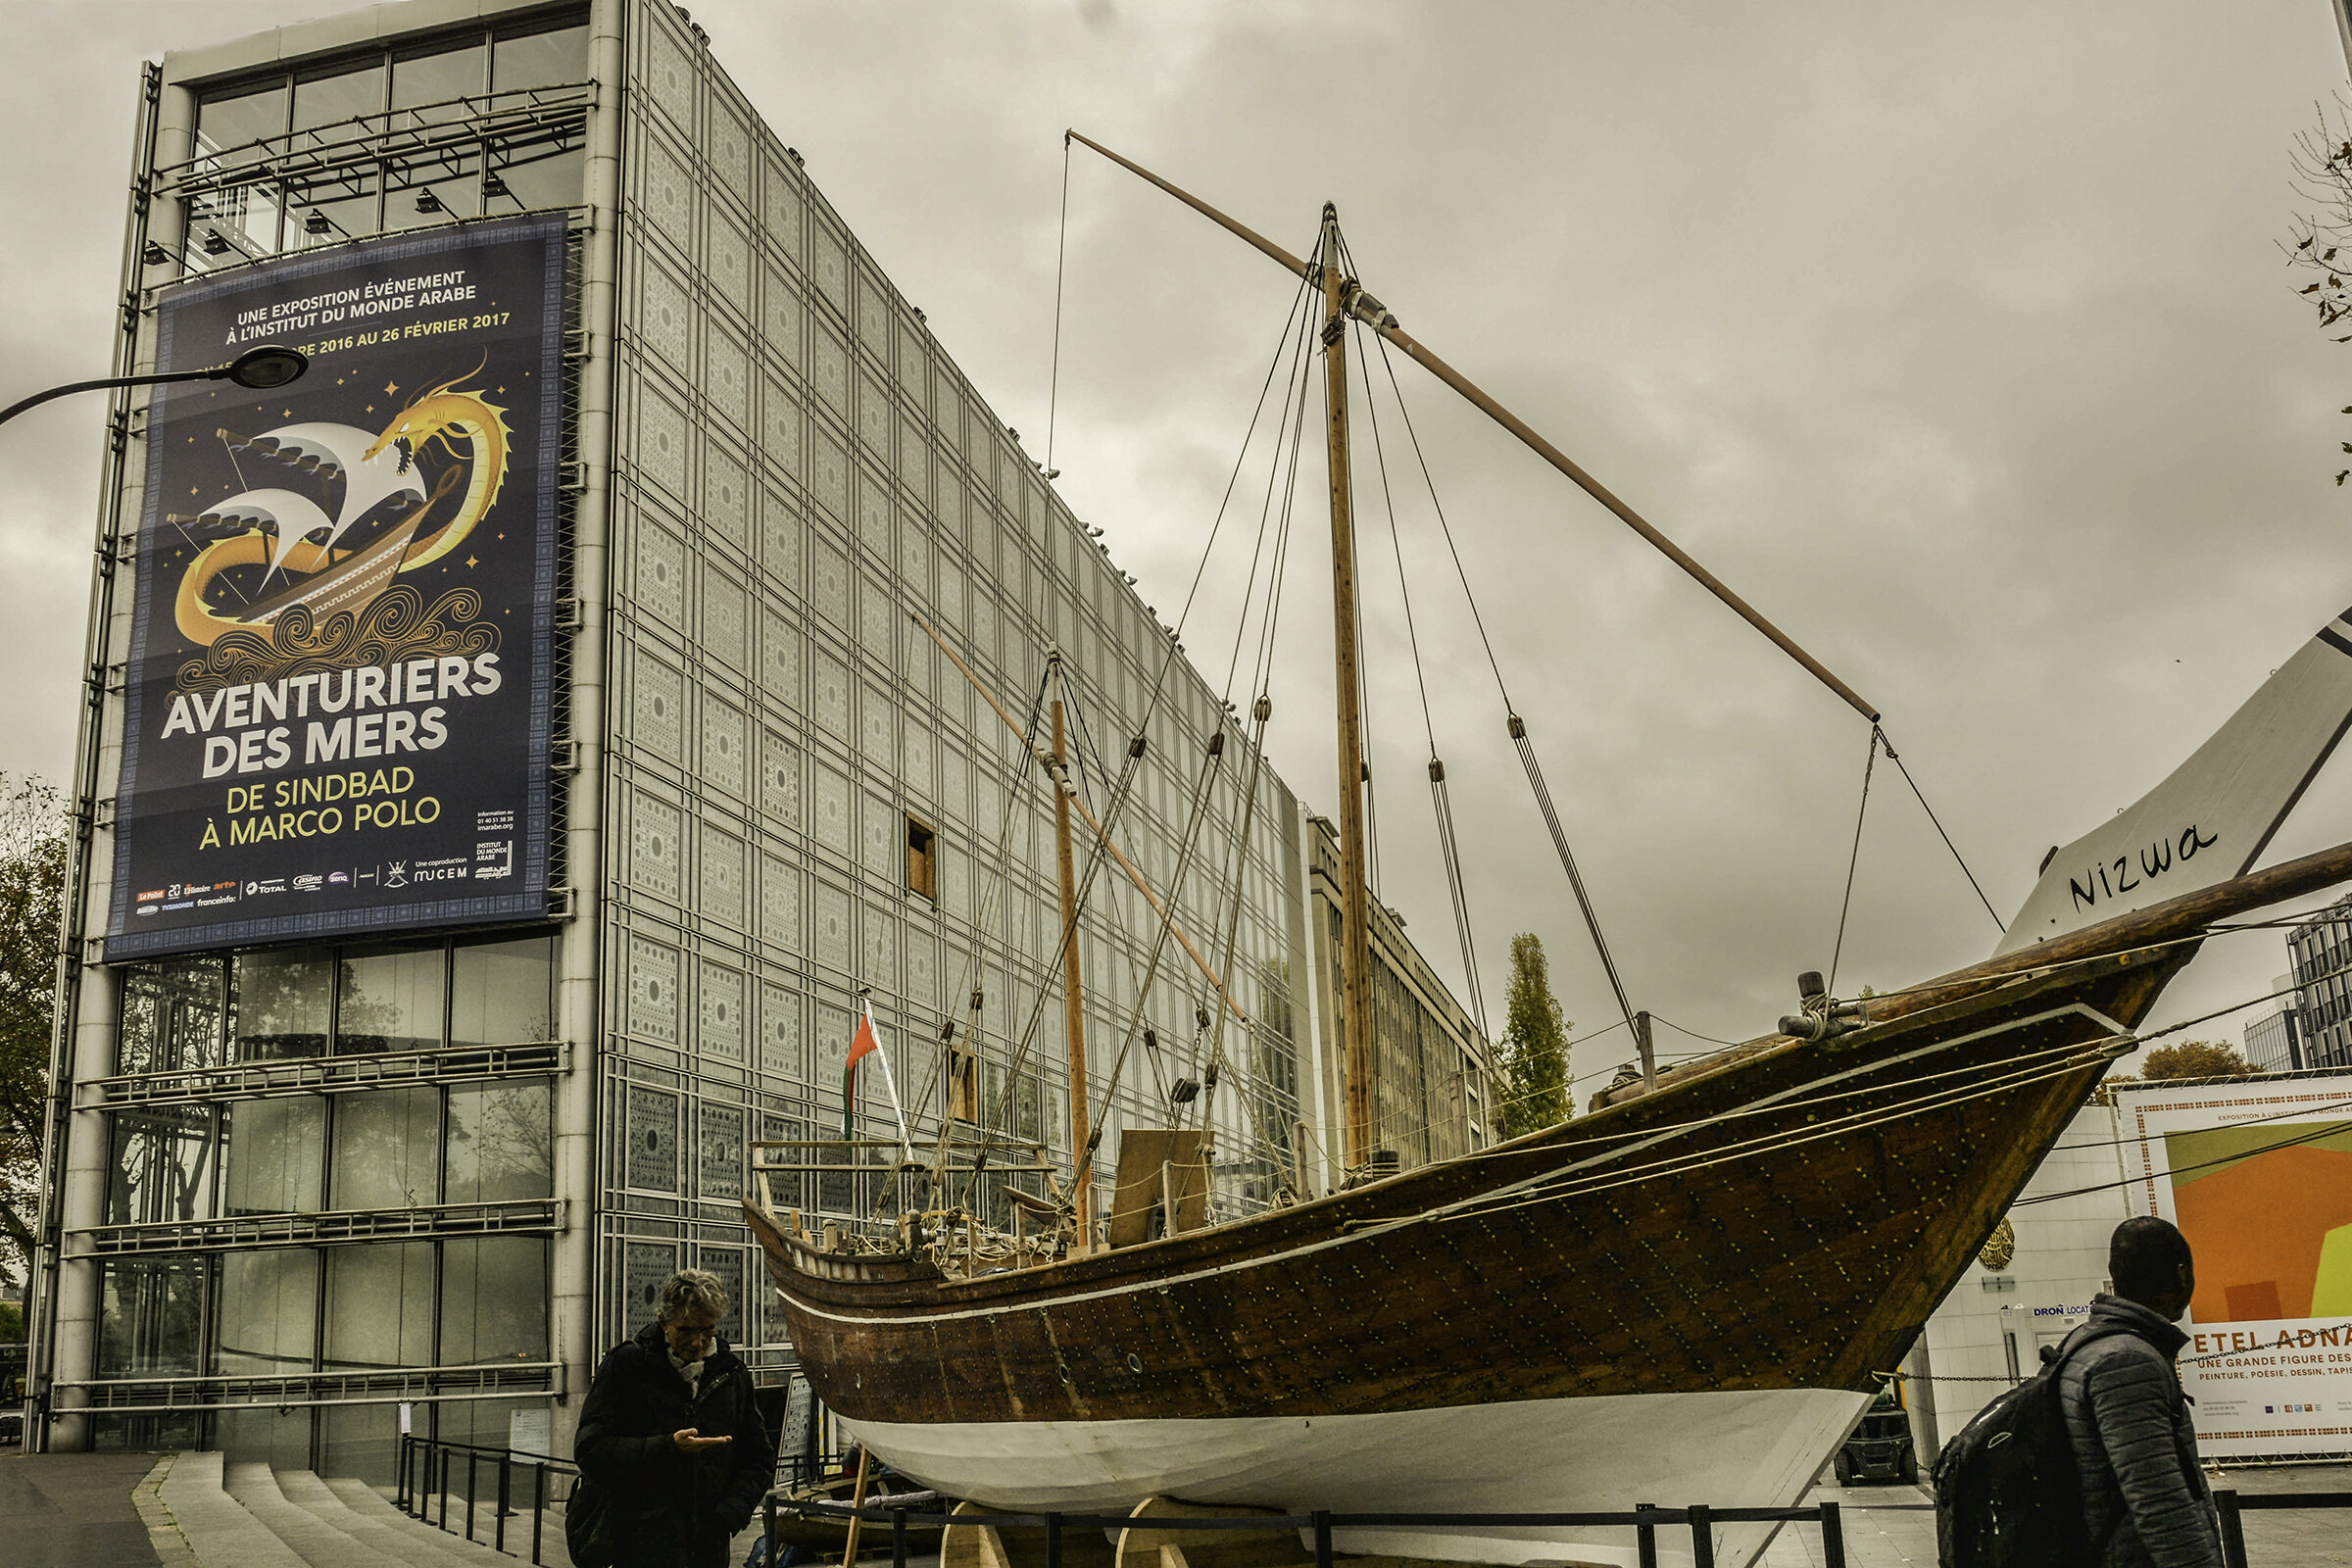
left=2117, top=1073, right=2352, bottom=1457
left=105, top=214, right=566, bottom=960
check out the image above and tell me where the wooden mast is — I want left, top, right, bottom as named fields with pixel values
left=1318, top=205, right=1378, bottom=1173
left=1049, top=671, right=1098, bottom=1248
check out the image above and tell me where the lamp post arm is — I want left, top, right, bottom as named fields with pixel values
left=0, top=365, right=222, bottom=431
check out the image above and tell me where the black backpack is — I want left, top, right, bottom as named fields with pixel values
left=1932, top=1323, right=2140, bottom=1567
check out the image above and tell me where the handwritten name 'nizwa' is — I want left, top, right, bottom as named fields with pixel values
left=2069, top=825, right=2220, bottom=911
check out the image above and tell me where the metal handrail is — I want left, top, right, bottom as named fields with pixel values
left=770, top=1495, right=1857, bottom=1568
left=2215, top=1487, right=2352, bottom=1568
left=397, top=1433, right=579, bottom=1566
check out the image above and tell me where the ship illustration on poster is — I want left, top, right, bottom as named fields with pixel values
left=165, top=362, right=511, bottom=681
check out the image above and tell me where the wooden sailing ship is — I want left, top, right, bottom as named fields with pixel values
left=748, top=137, right=2352, bottom=1568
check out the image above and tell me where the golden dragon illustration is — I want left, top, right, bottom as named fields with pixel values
left=171, top=362, right=512, bottom=648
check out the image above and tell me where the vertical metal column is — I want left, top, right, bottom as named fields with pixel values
left=549, top=0, right=630, bottom=1462
left=31, top=53, right=175, bottom=1455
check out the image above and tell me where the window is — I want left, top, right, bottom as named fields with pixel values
left=948, top=1043, right=978, bottom=1123
left=906, top=813, right=937, bottom=901
left=233, top=947, right=333, bottom=1059
left=336, top=942, right=445, bottom=1054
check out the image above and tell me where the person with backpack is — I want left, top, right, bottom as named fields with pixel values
left=1935, top=1216, right=2220, bottom=1567
left=2055, top=1217, right=2222, bottom=1568
left=572, top=1268, right=777, bottom=1568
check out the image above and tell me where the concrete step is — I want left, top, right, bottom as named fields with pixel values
left=223, top=1462, right=406, bottom=1568
left=326, top=1474, right=554, bottom=1567
left=275, top=1468, right=502, bottom=1568
left=153, top=1450, right=306, bottom=1568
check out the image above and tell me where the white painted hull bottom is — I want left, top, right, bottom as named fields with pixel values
left=845, top=1388, right=1870, bottom=1568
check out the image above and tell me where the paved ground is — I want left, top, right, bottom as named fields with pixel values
left=1755, top=1463, right=2352, bottom=1566
left=0, top=1450, right=167, bottom=1568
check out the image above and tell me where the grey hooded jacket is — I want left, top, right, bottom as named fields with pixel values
left=2055, top=1294, right=2222, bottom=1568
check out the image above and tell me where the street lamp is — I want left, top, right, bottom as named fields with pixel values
left=0, top=343, right=308, bottom=430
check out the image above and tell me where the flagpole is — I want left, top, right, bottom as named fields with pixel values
left=864, top=999, right=917, bottom=1164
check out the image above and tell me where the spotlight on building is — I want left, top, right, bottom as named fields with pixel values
left=304, top=211, right=332, bottom=235
left=201, top=230, right=229, bottom=256
left=416, top=189, right=445, bottom=214
left=484, top=172, right=511, bottom=198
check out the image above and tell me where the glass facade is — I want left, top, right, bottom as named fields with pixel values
left=182, top=14, right=588, bottom=268
left=2288, top=900, right=2352, bottom=1069
left=89, top=933, right=559, bottom=1469
left=50, top=0, right=1489, bottom=1484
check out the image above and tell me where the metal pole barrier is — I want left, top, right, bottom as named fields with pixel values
left=1312, top=1510, right=1333, bottom=1568
left=532, top=1463, right=546, bottom=1566
left=396, top=1434, right=408, bottom=1510
left=2215, top=1490, right=2248, bottom=1568
left=1635, top=1502, right=1658, bottom=1568
left=497, top=1452, right=512, bottom=1553
left=1045, top=1511, right=1060, bottom=1568
left=440, top=1446, right=452, bottom=1529
left=765, top=1494, right=777, bottom=1568
left=1687, top=1503, right=1714, bottom=1568
left=466, top=1452, right=479, bottom=1542
left=1819, top=1500, right=1845, bottom=1568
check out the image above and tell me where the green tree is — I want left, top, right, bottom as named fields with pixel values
left=1496, top=933, right=1571, bottom=1139
left=2139, top=1040, right=2252, bottom=1081
left=0, top=774, right=68, bottom=1294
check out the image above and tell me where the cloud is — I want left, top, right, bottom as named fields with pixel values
left=6, top=0, right=2348, bottom=1060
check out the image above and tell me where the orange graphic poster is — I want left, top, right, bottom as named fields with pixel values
left=2117, top=1077, right=2352, bottom=1459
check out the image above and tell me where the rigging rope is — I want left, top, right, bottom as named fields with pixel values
left=1828, top=726, right=1883, bottom=997
left=1351, top=315, right=1488, bottom=1040
left=1367, top=326, right=1637, bottom=1046
left=1878, top=727, right=2005, bottom=931
left=1045, top=133, right=1072, bottom=478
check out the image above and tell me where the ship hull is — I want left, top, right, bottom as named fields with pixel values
left=843, top=1387, right=1862, bottom=1568
left=758, top=853, right=2352, bottom=1568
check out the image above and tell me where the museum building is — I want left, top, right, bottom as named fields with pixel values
left=26, top=0, right=1494, bottom=1480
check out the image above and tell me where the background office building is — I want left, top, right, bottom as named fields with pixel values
left=2282, top=897, right=2352, bottom=1070
left=27, top=0, right=1492, bottom=1478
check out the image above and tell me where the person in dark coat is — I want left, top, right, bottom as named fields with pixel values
left=576, top=1268, right=776, bottom=1568
left=2056, top=1217, right=2223, bottom=1568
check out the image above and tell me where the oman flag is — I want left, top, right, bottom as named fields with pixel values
left=844, top=1000, right=912, bottom=1156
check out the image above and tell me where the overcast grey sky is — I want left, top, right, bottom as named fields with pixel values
left=5, top=0, right=2351, bottom=1081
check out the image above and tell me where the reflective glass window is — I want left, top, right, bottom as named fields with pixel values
left=183, top=183, right=281, bottom=269
left=216, top=1405, right=311, bottom=1470
left=221, top=1096, right=325, bottom=1215
left=336, top=942, right=445, bottom=1054
left=107, top=1106, right=219, bottom=1225
left=291, top=62, right=386, bottom=133
left=490, top=22, right=589, bottom=93
left=485, top=128, right=583, bottom=215
left=323, top=1243, right=433, bottom=1369
left=390, top=39, right=486, bottom=115
left=285, top=163, right=381, bottom=251
left=216, top=1249, right=318, bottom=1375
left=440, top=1237, right=549, bottom=1364
left=445, top=1078, right=553, bottom=1202
left=329, top=1087, right=440, bottom=1209
left=233, top=946, right=332, bottom=1058
left=96, top=1256, right=206, bottom=1377
left=193, top=82, right=287, bottom=167
left=450, top=934, right=555, bottom=1047
left=319, top=1401, right=401, bottom=1488
left=118, top=955, right=227, bottom=1074
left=384, top=144, right=482, bottom=227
